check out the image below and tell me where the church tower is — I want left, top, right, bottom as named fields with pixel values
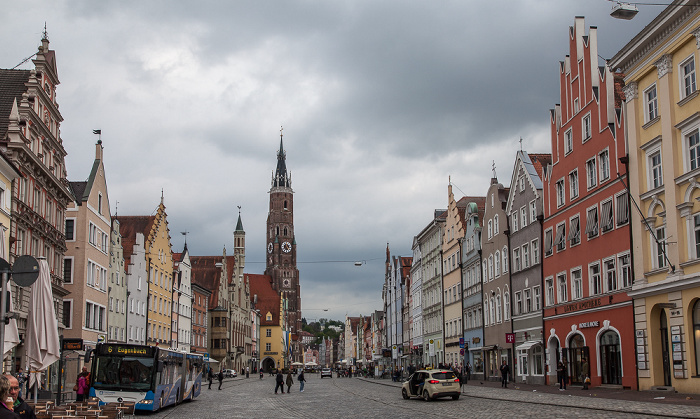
left=264, top=130, right=302, bottom=341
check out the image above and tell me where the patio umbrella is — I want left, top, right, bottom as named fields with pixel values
left=26, top=259, right=60, bottom=391
left=1, top=227, right=19, bottom=356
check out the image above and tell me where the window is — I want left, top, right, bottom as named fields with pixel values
left=564, top=129, right=573, bottom=154
left=586, top=206, right=599, bottom=238
left=529, top=200, right=537, bottom=223
left=555, top=222, right=566, bottom=252
left=653, top=226, right=667, bottom=269
left=618, top=253, right=631, bottom=288
left=590, top=262, right=602, bottom=296
left=688, top=130, right=700, bottom=171
left=524, top=288, right=532, bottom=313
left=512, top=213, right=519, bottom=233
left=519, top=175, right=525, bottom=192
left=557, top=273, right=568, bottom=303
left=533, top=286, right=541, bottom=311
left=681, top=56, right=696, bottom=98
left=62, top=300, right=72, bottom=329
left=494, top=214, right=499, bottom=234
left=63, top=257, right=73, bottom=284
left=645, top=84, right=658, bottom=122
left=604, top=258, right=617, bottom=292
left=569, top=215, right=580, bottom=246
left=488, top=220, right=493, bottom=239
left=582, top=113, right=592, bottom=141
left=502, top=247, right=508, bottom=273
left=544, top=228, right=553, bottom=257
left=522, top=243, right=530, bottom=269
left=650, top=151, right=663, bottom=189
left=569, top=170, right=579, bottom=199
left=65, top=219, right=75, bottom=241
left=514, top=292, right=522, bottom=315
left=513, top=248, right=521, bottom=271
left=616, top=192, right=629, bottom=226
left=495, top=294, right=502, bottom=323
left=518, top=350, right=529, bottom=376
left=488, top=255, right=494, bottom=279
left=556, top=179, right=565, bottom=207
left=571, top=268, right=583, bottom=300
left=601, top=200, right=614, bottom=233
left=266, top=343, right=271, bottom=351
left=693, top=300, right=700, bottom=376
left=531, top=239, right=539, bottom=265
left=545, top=277, right=554, bottom=306
left=266, top=328, right=271, bottom=337
left=520, top=206, right=528, bottom=229
left=586, top=158, right=597, bottom=189
left=694, top=214, right=700, bottom=259
left=494, top=250, right=501, bottom=277
left=599, top=150, right=610, bottom=182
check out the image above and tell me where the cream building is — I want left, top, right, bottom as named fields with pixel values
left=609, top=1, right=700, bottom=393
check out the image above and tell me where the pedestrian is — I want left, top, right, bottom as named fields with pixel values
left=557, top=361, right=567, bottom=390
left=581, top=358, right=590, bottom=390
left=4, top=375, right=34, bottom=419
left=0, top=375, right=18, bottom=419
left=76, top=368, right=89, bottom=402
left=298, top=370, right=305, bottom=392
left=246, top=366, right=250, bottom=379
left=275, top=370, right=285, bottom=394
left=207, top=367, right=214, bottom=390
left=217, top=370, right=224, bottom=390
left=499, top=360, right=510, bottom=388
left=285, top=371, right=293, bottom=393
left=466, top=362, right=471, bottom=382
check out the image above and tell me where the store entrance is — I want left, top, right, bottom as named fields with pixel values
left=659, top=310, right=672, bottom=387
left=599, top=330, right=621, bottom=385
left=565, top=334, right=588, bottom=385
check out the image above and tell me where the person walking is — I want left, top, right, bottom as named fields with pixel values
left=285, top=371, right=293, bottom=394
left=298, top=370, right=305, bottom=392
left=275, top=371, right=285, bottom=394
left=581, top=358, right=590, bottom=390
left=246, top=366, right=250, bottom=379
left=207, top=368, right=214, bottom=390
left=499, top=360, right=510, bottom=388
left=217, top=370, right=224, bottom=390
left=76, top=370, right=89, bottom=402
left=557, top=361, right=567, bottom=390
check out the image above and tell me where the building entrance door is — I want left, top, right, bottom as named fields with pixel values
left=599, top=330, right=621, bottom=385
left=565, top=334, right=588, bottom=385
left=659, top=310, right=672, bottom=386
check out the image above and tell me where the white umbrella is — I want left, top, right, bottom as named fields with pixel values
left=304, top=361, right=317, bottom=366
left=3, top=284, right=20, bottom=356
left=26, top=260, right=60, bottom=390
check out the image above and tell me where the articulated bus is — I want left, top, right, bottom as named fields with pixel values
left=88, top=343, right=204, bottom=412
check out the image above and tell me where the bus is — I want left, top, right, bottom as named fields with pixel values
left=88, top=343, right=204, bottom=412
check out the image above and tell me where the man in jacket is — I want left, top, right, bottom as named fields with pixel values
left=275, top=370, right=285, bottom=394
left=5, top=375, right=35, bottom=419
left=217, top=370, right=224, bottom=390
left=499, top=360, right=510, bottom=388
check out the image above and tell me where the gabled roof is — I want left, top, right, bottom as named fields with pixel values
left=0, top=69, right=30, bottom=140
left=191, top=255, right=225, bottom=309
left=247, top=273, right=280, bottom=326
left=114, top=215, right=155, bottom=266
left=68, top=181, right=88, bottom=204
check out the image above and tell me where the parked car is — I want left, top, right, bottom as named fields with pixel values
left=320, top=368, right=332, bottom=378
left=401, top=370, right=460, bottom=401
left=224, top=369, right=237, bottom=378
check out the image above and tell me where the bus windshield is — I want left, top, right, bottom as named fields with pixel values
left=93, top=355, right=154, bottom=391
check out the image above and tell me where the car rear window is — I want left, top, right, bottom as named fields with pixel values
left=431, top=371, right=456, bottom=380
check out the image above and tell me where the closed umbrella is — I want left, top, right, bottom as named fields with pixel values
left=1, top=226, right=19, bottom=355
left=26, top=259, right=60, bottom=394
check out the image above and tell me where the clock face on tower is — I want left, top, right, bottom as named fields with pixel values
left=283, top=278, right=291, bottom=288
left=282, top=241, right=292, bottom=253
left=268, top=243, right=273, bottom=253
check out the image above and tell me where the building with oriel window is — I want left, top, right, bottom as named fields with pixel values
left=609, top=1, right=700, bottom=394
left=461, top=199, right=485, bottom=380
left=543, top=17, right=635, bottom=390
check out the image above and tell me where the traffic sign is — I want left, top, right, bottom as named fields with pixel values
left=459, top=338, right=464, bottom=348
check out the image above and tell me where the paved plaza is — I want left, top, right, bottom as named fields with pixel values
left=145, top=375, right=700, bottom=418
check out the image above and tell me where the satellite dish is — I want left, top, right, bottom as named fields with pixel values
left=12, top=255, right=39, bottom=287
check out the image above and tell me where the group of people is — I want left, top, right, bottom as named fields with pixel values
left=206, top=368, right=224, bottom=390
left=556, top=358, right=590, bottom=391
left=274, top=370, right=305, bottom=394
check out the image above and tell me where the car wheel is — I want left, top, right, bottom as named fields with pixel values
left=423, top=390, right=431, bottom=401
left=452, top=394, right=460, bottom=400
left=402, top=389, right=409, bottom=400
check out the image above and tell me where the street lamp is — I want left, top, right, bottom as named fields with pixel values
left=610, top=1, right=639, bottom=20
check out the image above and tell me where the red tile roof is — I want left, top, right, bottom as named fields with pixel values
left=528, top=153, right=552, bottom=181
left=246, top=273, right=280, bottom=326
left=191, top=255, right=225, bottom=309
left=114, top=215, right=155, bottom=270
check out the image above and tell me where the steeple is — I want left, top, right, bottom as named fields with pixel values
left=271, top=126, right=291, bottom=188
left=235, top=206, right=244, bottom=231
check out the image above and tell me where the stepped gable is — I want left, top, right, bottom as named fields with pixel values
left=246, top=273, right=280, bottom=326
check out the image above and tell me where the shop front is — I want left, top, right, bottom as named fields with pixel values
left=544, top=300, right=636, bottom=389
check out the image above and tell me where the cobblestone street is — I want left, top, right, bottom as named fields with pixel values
left=145, top=375, right=700, bottom=419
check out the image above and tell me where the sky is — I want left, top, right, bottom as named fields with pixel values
left=1, top=1, right=659, bottom=323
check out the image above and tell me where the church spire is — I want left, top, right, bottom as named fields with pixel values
left=272, top=126, right=291, bottom=188
left=235, top=205, right=244, bottom=231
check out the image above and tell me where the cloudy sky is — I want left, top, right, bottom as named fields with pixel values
left=1, top=1, right=658, bottom=322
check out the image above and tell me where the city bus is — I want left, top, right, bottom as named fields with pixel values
left=88, top=343, right=204, bottom=412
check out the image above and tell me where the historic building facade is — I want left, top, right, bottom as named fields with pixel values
left=462, top=200, right=485, bottom=380
left=173, top=245, right=192, bottom=352
left=506, top=151, right=550, bottom=385
left=65, top=140, right=112, bottom=351
left=108, top=215, right=126, bottom=343
left=543, top=17, right=635, bottom=389
left=248, top=273, right=283, bottom=372
left=482, top=176, right=512, bottom=381
left=610, top=3, right=700, bottom=393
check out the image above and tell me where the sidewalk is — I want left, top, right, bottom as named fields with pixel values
left=360, top=376, right=700, bottom=418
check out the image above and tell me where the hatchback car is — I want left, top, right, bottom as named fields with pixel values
left=401, top=370, right=460, bottom=401
left=320, top=368, right=332, bottom=378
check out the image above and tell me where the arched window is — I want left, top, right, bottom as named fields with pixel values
left=694, top=300, right=700, bottom=376
left=489, top=297, right=495, bottom=325
left=488, top=255, right=494, bottom=279
left=502, top=247, right=509, bottom=272
left=495, top=293, right=502, bottom=323
left=284, top=227, right=288, bottom=236
left=284, top=200, right=288, bottom=209
left=503, top=290, right=510, bottom=321
left=495, top=251, right=501, bottom=277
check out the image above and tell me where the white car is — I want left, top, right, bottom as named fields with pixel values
left=320, top=368, right=332, bottom=378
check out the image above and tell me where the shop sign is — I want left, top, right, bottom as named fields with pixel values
left=505, top=333, right=515, bottom=343
left=673, top=352, right=682, bottom=361
left=671, top=326, right=680, bottom=334
left=672, top=343, right=682, bottom=352
left=671, top=335, right=681, bottom=343
left=578, top=321, right=599, bottom=329
left=635, top=330, right=645, bottom=338
left=638, top=361, right=646, bottom=370
left=563, top=298, right=602, bottom=314
left=637, top=353, right=646, bottom=362
left=472, top=337, right=481, bottom=344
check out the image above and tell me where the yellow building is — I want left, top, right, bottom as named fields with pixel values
left=247, top=273, right=284, bottom=372
left=0, top=153, right=20, bottom=262
left=610, top=1, right=700, bottom=393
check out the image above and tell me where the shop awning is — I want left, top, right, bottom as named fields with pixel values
left=468, top=346, right=483, bottom=352
left=515, top=341, right=542, bottom=351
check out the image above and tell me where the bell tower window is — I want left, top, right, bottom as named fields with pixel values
left=284, top=200, right=288, bottom=210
